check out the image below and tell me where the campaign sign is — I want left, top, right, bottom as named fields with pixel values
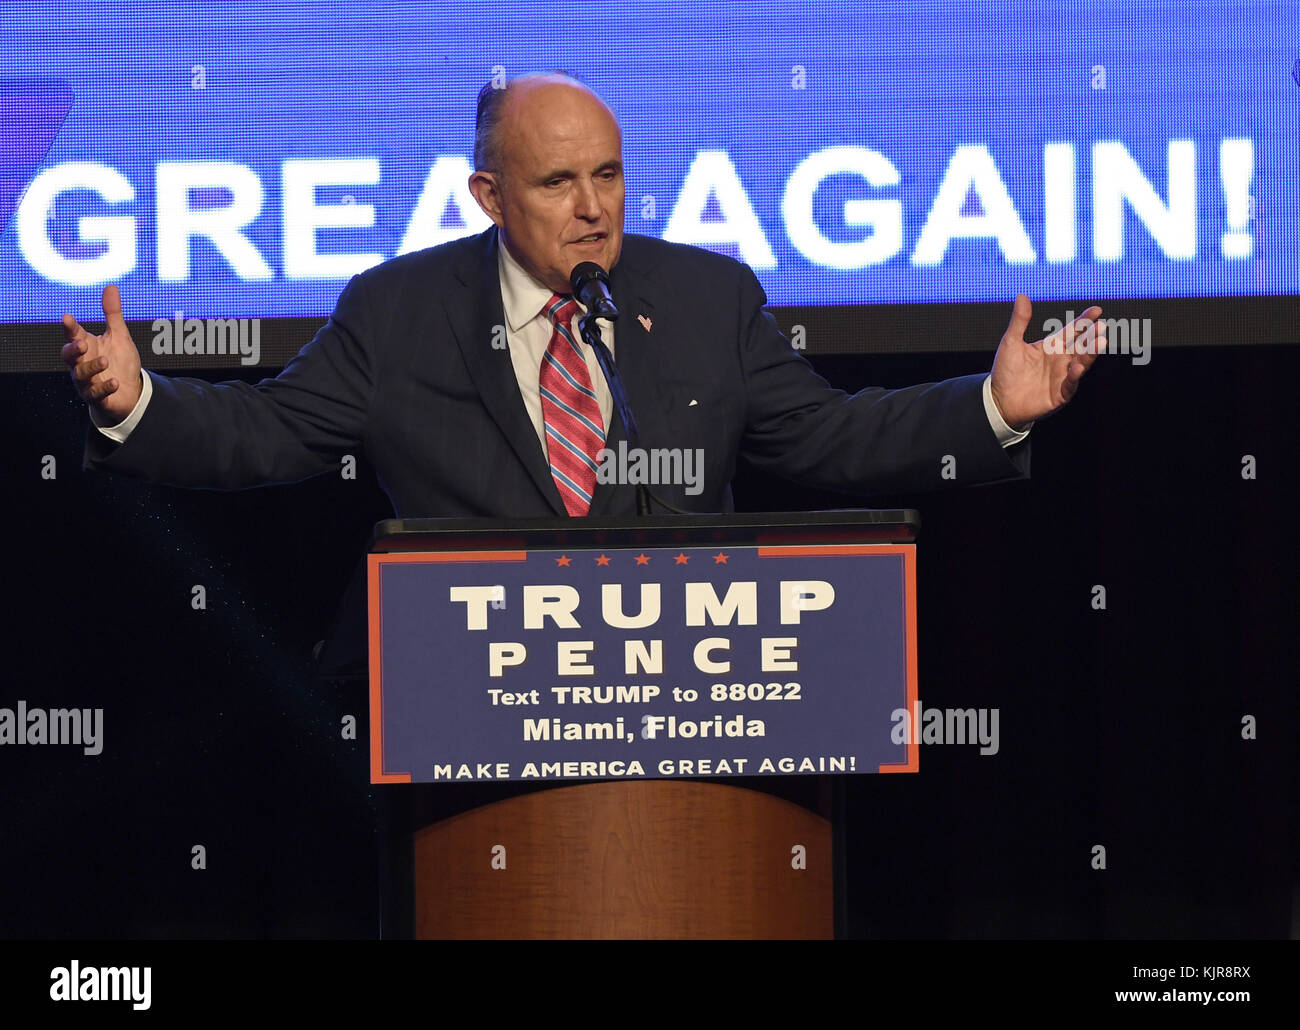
left=368, top=543, right=917, bottom=783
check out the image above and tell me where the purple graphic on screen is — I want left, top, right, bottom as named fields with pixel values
left=0, top=79, right=73, bottom=236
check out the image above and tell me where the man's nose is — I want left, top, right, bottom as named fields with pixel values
left=571, top=177, right=601, bottom=219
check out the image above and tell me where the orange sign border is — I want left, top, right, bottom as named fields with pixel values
left=368, top=543, right=917, bottom=782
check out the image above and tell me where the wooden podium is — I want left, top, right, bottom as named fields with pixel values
left=367, top=511, right=919, bottom=939
left=413, top=780, right=831, bottom=938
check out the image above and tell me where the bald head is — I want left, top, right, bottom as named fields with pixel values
left=475, top=73, right=618, bottom=179
left=469, top=73, right=625, bottom=293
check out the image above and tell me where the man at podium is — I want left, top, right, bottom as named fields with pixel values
left=61, top=73, right=1106, bottom=516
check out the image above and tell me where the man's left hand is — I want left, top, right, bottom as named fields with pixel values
left=990, top=294, right=1106, bottom=431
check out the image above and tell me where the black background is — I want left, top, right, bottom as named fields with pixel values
left=0, top=328, right=1294, bottom=938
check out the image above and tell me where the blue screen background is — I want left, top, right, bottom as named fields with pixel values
left=1, top=0, right=1295, bottom=324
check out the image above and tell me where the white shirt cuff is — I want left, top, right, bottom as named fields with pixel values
left=983, top=374, right=1031, bottom=448
left=90, top=370, right=154, bottom=444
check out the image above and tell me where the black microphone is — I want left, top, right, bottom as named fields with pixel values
left=569, top=262, right=619, bottom=320
left=569, top=263, right=649, bottom=514
left=570, top=261, right=689, bottom=517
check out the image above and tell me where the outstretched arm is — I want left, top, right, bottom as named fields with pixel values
left=68, top=276, right=378, bottom=490
left=735, top=267, right=1103, bottom=495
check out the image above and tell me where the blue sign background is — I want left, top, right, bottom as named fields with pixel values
left=371, top=544, right=913, bottom=782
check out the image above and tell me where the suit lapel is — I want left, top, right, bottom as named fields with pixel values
left=446, top=229, right=664, bottom=519
left=447, top=226, right=566, bottom=515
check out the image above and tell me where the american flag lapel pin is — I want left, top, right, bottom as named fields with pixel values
left=637, top=313, right=653, bottom=333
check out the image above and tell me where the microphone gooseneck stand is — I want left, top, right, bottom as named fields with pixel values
left=577, top=311, right=689, bottom=517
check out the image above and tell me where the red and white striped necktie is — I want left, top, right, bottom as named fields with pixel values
left=538, top=294, right=605, bottom=515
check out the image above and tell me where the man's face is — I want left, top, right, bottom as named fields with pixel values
left=472, top=81, right=625, bottom=295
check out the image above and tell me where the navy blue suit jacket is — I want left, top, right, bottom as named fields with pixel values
left=86, top=226, right=1028, bottom=516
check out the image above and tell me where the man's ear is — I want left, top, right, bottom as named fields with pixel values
left=468, top=171, right=506, bottom=227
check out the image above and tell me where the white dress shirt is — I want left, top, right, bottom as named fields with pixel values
left=497, top=235, right=615, bottom=452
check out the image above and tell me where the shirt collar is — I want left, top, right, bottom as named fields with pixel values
left=498, top=232, right=586, bottom=332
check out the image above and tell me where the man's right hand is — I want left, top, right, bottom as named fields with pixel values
left=61, top=284, right=143, bottom=425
